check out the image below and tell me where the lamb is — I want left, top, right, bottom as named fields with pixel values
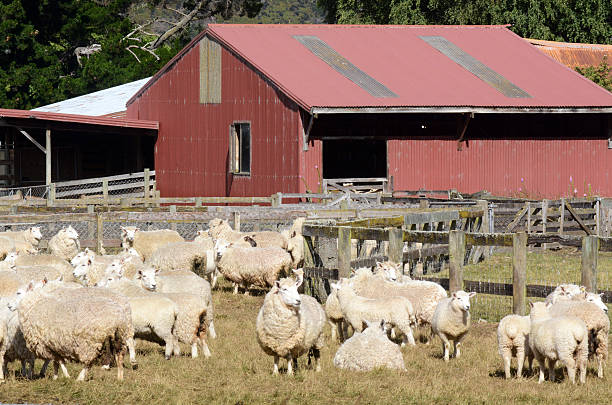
left=529, top=301, right=588, bottom=384
left=331, top=279, right=416, bottom=347
left=545, top=284, right=584, bottom=305
left=0, top=227, right=43, bottom=250
left=325, top=288, right=348, bottom=343
left=16, top=280, right=131, bottom=381
left=256, top=273, right=326, bottom=375
left=95, top=274, right=179, bottom=363
left=548, top=299, right=609, bottom=378
left=496, top=314, right=533, bottom=379
left=214, top=239, right=293, bottom=295
left=431, top=290, right=476, bottom=362
left=349, top=266, right=446, bottom=342
left=333, top=320, right=405, bottom=372
left=132, top=265, right=217, bottom=340
left=281, top=217, right=306, bottom=268
left=209, top=218, right=288, bottom=249
left=120, top=226, right=184, bottom=260
left=47, top=226, right=80, bottom=261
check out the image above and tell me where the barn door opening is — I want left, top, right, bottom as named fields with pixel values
left=322, top=139, right=387, bottom=179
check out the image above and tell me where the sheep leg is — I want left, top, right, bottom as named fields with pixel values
left=38, top=360, right=50, bottom=378
left=502, top=351, right=512, bottom=379
left=173, top=341, right=181, bottom=357
left=76, top=366, right=88, bottom=382
left=126, top=337, right=138, bottom=368
left=243, top=283, right=250, bottom=296
left=59, top=361, right=70, bottom=378
left=516, top=347, right=525, bottom=378
left=312, top=348, right=321, bottom=372
left=191, top=342, right=199, bottom=358
left=52, top=361, right=59, bottom=380
left=329, top=320, right=337, bottom=342
left=198, top=330, right=212, bottom=358
left=233, top=283, right=239, bottom=295
left=208, top=320, right=217, bottom=340
left=562, top=357, right=576, bottom=384
left=597, top=355, right=604, bottom=379
left=439, top=334, right=451, bottom=362
left=0, top=352, right=4, bottom=382
left=115, top=350, right=124, bottom=381
left=164, top=336, right=174, bottom=360
left=453, top=340, right=461, bottom=359
left=273, top=356, right=280, bottom=375
left=211, top=270, right=219, bottom=290
left=287, top=355, right=294, bottom=375
left=401, top=326, right=416, bottom=347
left=534, top=353, right=546, bottom=384
left=548, top=359, right=556, bottom=383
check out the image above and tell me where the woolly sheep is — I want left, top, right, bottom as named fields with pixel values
left=13, top=254, right=75, bottom=283
left=256, top=274, right=326, bottom=375
left=47, top=226, right=80, bottom=261
left=120, top=226, right=184, bottom=261
left=209, top=218, right=288, bottom=249
left=15, top=265, right=61, bottom=285
left=281, top=217, right=306, bottom=268
left=332, top=279, right=416, bottom=347
left=0, top=271, right=21, bottom=298
left=497, top=314, right=533, bottom=379
left=431, top=290, right=476, bottom=362
left=214, top=239, right=293, bottom=295
left=0, top=227, right=42, bottom=249
left=529, top=301, right=588, bottom=384
left=146, top=241, right=214, bottom=278
left=0, top=316, right=6, bottom=381
left=0, top=236, right=37, bottom=258
left=548, top=299, right=609, bottom=378
left=545, top=284, right=584, bottom=305
left=16, top=280, right=131, bottom=381
left=325, top=288, right=348, bottom=343
left=184, top=233, right=218, bottom=287
left=95, top=274, right=179, bottom=363
left=333, top=320, right=405, bottom=372
left=350, top=266, right=446, bottom=342
left=133, top=265, right=217, bottom=340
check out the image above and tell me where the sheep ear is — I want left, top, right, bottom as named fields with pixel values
left=468, top=292, right=476, bottom=298
left=452, top=292, right=457, bottom=298
left=42, top=277, right=48, bottom=285
left=155, top=268, right=160, bottom=275
left=545, top=302, right=553, bottom=309
left=274, top=280, right=281, bottom=291
left=559, top=286, right=566, bottom=293
left=87, top=258, right=92, bottom=265
left=600, top=293, right=605, bottom=298
left=580, top=286, right=586, bottom=293
left=137, top=270, right=143, bottom=279
left=295, top=276, right=303, bottom=289
left=529, top=301, right=534, bottom=308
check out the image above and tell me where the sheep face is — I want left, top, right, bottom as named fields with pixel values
left=137, top=266, right=158, bottom=291
left=529, top=301, right=553, bottom=321
left=7, top=280, right=42, bottom=311
left=214, top=239, right=231, bottom=262
left=584, top=292, right=608, bottom=313
left=375, top=261, right=398, bottom=282
left=70, top=249, right=92, bottom=267
left=72, top=259, right=91, bottom=282
left=120, top=226, right=139, bottom=243
left=95, top=274, right=119, bottom=288
left=451, top=291, right=476, bottom=312
left=30, top=226, right=43, bottom=242
left=274, top=277, right=302, bottom=309
left=3, top=251, right=18, bottom=264
left=558, top=284, right=583, bottom=298
left=63, top=225, right=79, bottom=241
left=105, top=259, right=125, bottom=279
left=126, top=247, right=143, bottom=261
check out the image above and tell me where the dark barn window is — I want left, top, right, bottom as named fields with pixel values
left=230, top=122, right=251, bottom=175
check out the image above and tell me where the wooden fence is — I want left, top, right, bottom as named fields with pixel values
left=301, top=220, right=612, bottom=316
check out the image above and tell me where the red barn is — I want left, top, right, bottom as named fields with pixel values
left=127, top=24, right=612, bottom=199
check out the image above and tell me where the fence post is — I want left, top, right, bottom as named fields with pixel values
left=388, top=227, right=403, bottom=266
left=195, top=197, right=202, bottom=208
left=49, top=183, right=56, bottom=205
left=512, top=232, right=527, bottom=316
left=448, top=230, right=465, bottom=293
left=143, top=168, right=150, bottom=200
left=559, top=198, right=565, bottom=234
left=595, top=199, right=601, bottom=236
left=169, top=205, right=177, bottom=232
left=337, top=226, right=352, bottom=279
left=542, top=199, right=548, bottom=233
left=96, top=213, right=104, bottom=254
left=581, top=235, right=598, bottom=293
left=87, top=205, right=95, bottom=240
left=232, top=212, right=241, bottom=232
left=526, top=202, right=531, bottom=233
left=102, top=180, right=109, bottom=201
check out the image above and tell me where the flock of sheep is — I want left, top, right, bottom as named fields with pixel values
left=0, top=219, right=609, bottom=387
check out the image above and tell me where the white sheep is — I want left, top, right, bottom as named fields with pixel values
left=209, top=218, right=288, bottom=249
left=214, top=239, right=293, bottom=295
left=133, top=266, right=217, bottom=340
left=325, top=289, right=348, bottom=343
left=0, top=236, right=37, bottom=257
left=331, top=279, right=416, bottom=347
left=350, top=266, right=446, bottom=342
left=186, top=234, right=219, bottom=288
left=333, top=320, right=405, bottom=372
left=95, top=274, right=179, bottom=363
left=529, top=301, right=588, bottom=384
left=281, top=217, right=306, bottom=268
left=15, top=265, right=61, bottom=285
left=47, top=226, right=80, bottom=261
left=548, top=299, right=609, bottom=378
left=0, top=271, right=22, bottom=298
left=497, top=314, right=533, bottom=379
left=256, top=273, right=326, bottom=375
left=0, top=317, right=6, bottom=382
left=120, top=226, right=184, bottom=261
left=431, top=290, right=476, bottom=362
left=146, top=240, right=213, bottom=277
left=0, top=227, right=42, bottom=250
left=13, top=253, right=75, bottom=283
left=545, top=284, right=584, bottom=305
left=16, top=280, right=132, bottom=381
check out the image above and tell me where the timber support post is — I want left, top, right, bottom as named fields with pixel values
left=96, top=213, right=104, bottom=254
left=448, top=230, right=465, bottom=293
left=337, top=226, right=352, bottom=279
left=581, top=235, right=598, bottom=292
left=388, top=227, right=404, bottom=265
left=232, top=212, right=241, bottom=232
left=512, top=232, right=527, bottom=315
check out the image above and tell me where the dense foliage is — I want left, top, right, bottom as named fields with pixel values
left=576, top=56, right=612, bottom=92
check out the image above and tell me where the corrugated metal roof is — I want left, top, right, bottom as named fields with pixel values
left=0, top=108, right=158, bottom=131
left=128, top=25, right=612, bottom=111
left=33, top=77, right=151, bottom=116
left=527, top=38, right=612, bottom=73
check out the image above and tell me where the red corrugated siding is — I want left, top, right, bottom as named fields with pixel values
left=127, top=39, right=303, bottom=197
left=388, top=138, right=612, bottom=198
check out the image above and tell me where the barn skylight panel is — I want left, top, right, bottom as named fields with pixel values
left=419, top=36, right=532, bottom=99
left=293, top=35, right=398, bottom=98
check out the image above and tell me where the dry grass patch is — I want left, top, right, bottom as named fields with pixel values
left=0, top=278, right=610, bottom=404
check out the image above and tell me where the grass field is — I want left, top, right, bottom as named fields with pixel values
left=0, top=273, right=610, bottom=405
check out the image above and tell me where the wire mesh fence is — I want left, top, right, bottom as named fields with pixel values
left=0, top=184, right=50, bottom=199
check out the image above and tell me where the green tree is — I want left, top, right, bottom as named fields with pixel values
left=576, top=56, right=612, bottom=92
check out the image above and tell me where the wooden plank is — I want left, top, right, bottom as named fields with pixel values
left=96, top=212, right=103, bottom=254
left=303, top=267, right=339, bottom=280
left=448, top=230, right=465, bottom=293
left=388, top=227, right=404, bottom=263
left=542, top=200, right=548, bottom=233
left=351, top=255, right=388, bottom=269
left=559, top=198, right=565, bottom=234
left=403, top=245, right=448, bottom=260
left=459, top=210, right=485, bottom=219
left=506, top=203, right=528, bottom=232
left=465, top=232, right=513, bottom=247
left=337, top=216, right=403, bottom=228
left=303, top=225, right=339, bottom=238
left=403, top=231, right=449, bottom=244
left=337, top=227, right=351, bottom=279
left=513, top=232, right=527, bottom=316
left=526, top=233, right=582, bottom=248
left=581, top=235, right=598, bottom=292
left=565, top=202, right=593, bottom=235
left=350, top=227, right=389, bottom=242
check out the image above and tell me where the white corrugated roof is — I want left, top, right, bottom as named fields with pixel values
left=32, top=77, right=151, bottom=116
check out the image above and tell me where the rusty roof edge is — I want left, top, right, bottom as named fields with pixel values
left=526, top=38, right=612, bottom=51
left=311, top=106, right=612, bottom=114
left=0, top=108, right=159, bottom=130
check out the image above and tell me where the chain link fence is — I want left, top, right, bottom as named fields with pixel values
left=0, top=184, right=50, bottom=199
